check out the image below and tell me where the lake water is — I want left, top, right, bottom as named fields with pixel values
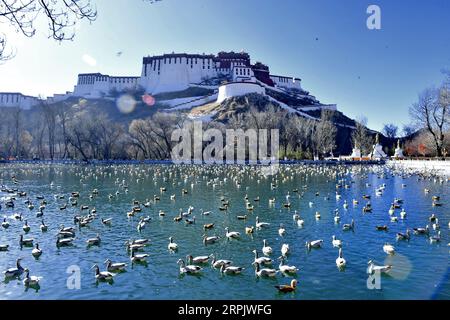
left=0, top=163, right=448, bottom=300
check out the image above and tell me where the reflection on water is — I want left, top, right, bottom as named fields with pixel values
left=0, top=163, right=448, bottom=300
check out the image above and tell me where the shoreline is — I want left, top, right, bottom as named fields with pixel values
left=1, top=159, right=449, bottom=177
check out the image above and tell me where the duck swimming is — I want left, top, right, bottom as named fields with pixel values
left=220, top=264, right=244, bottom=275
left=253, top=262, right=278, bottom=278
left=203, top=235, right=220, bottom=246
left=32, top=243, right=43, bottom=257
left=104, top=259, right=127, bottom=272
left=278, top=224, right=286, bottom=236
left=177, top=259, right=202, bottom=275
left=306, top=240, right=323, bottom=250
left=2, top=218, right=10, bottom=229
left=225, top=227, right=240, bottom=240
left=367, top=260, right=392, bottom=274
left=262, top=239, right=273, bottom=256
left=336, top=248, right=346, bottom=269
left=255, top=216, right=270, bottom=229
left=383, top=243, right=395, bottom=255
left=86, top=234, right=101, bottom=246
left=281, top=244, right=290, bottom=257
left=187, top=255, right=210, bottom=265
left=413, top=225, right=429, bottom=235
left=130, top=248, right=149, bottom=263
left=92, top=264, right=114, bottom=281
left=396, top=229, right=410, bottom=241
left=20, top=235, right=34, bottom=246
left=3, top=258, right=24, bottom=278
left=275, top=279, right=297, bottom=293
left=332, top=235, right=342, bottom=247
left=252, top=249, right=272, bottom=266
left=342, top=219, right=355, bottom=231
left=168, top=237, right=178, bottom=251
left=210, top=254, right=233, bottom=269
left=23, top=268, right=41, bottom=287
left=278, top=256, right=298, bottom=274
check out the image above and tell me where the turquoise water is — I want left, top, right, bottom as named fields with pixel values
left=0, top=163, right=448, bottom=300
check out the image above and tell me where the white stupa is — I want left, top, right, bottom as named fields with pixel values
left=393, top=139, right=405, bottom=159
left=368, top=133, right=387, bottom=160
left=350, top=146, right=362, bottom=159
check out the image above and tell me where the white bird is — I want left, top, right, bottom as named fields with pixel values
left=262, top=239, right=273, bottom=256
left=281, top=243, right=290, bottom=257
left=256, top=216, right=270, bottom=229
left=400, top=209, right=407, bottom=219
left=210, top=254, right=233, bottom=269
left=278, top=256, right=298, bottom=274
left=22, top=220, right=31, bottom=233
left=306, top=240, right=323, bottom=250
left=432, top=218, right=440, bottom=231
left=430, top=231, right=441, bottom=243
left=187, top=255, right=210, bottom=265
left=252, top=250, right=272, bottom=266
left=334, top=211, right=340, bottom=223
left=168, top=236, right=178, bottom=251
left=92, top=264, right=114, bottom=281
left=220, top=264, right=245, bottom=275
left=383, top=243, right=395, bottom=255
left=203, top=235, right=220, bottom=245
left=332, top=235, right=342, bottom=248
left=253, top=262, right=278, bottom=278
left=225, top=227, right=241, bottom=240
left=278, top=224, right=286, bottom=236
left=40, top=220, right=48, bottom=232
left=367, top=260, right=392, bottom=274
left=32, top=243, right=43, bottom=258
left=130, top=249, right=149, bottom=263
left=336, top=248, right=346, bottom=269
left=23, top=269, right=41, bottom=286
left=177, top=259, right=202, bottom=275
left=86, top=234, right=101, bottom=246
left=104, top=259, right=127, bottom=272
left=102, top=218, right=112, bottom=226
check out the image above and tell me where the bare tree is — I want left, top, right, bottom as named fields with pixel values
left=402, top=124, right=415, bottom=137
left=0, top=0, right=97, bottom=61
left=382, top=123, right=398, bottom=138
left=312, top=110, right=337, bottom=158
left=410, top=84, right=449, bottom=157
left=0, top=0, right=163, bottom=61
left=351, top=116, right=374, bottom=155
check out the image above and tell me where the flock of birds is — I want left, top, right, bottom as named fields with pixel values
left=0, top=163, right=448, bottom=296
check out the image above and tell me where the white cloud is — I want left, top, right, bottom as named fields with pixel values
left=82, top=54, right=97, bottom=67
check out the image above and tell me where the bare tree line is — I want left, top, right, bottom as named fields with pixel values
left=0, top=100, right=342, bottom=161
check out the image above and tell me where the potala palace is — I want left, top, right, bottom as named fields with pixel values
left=0, top=51, right=335, bottom=111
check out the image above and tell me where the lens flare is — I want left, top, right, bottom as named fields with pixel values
left=116, top=94, right=137, bottom=114
left=142, top=94, right=156, bottom=106
left=384, top=253, right=412, bottom=280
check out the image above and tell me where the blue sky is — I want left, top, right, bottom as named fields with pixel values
left=0, top=0, right=449, bottom=131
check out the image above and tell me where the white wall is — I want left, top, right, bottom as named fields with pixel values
left=270, top=75, right=302, bottom=91
left=140, top=56, right=218, bottom=94
left=217, top=82, right=265, bottom=104
left=0, top=93, right=40, bottom=110
left=73, top=74, right=139, bottom=98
